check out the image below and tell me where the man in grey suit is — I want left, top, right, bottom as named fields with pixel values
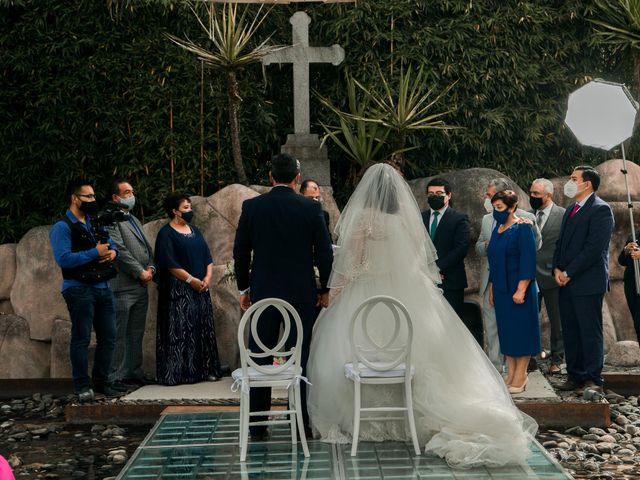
left=107, top=180, right=155, bottom=385
left=530, top=178, right=565, bottom=374
left=476, top=178, right=541, bottom=372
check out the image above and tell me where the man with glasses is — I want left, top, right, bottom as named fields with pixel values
left=421, top=177, right=471, bottom=317
left=107, top=179, right=155, bottom=386
left=49, top=178, right=123, bottom=401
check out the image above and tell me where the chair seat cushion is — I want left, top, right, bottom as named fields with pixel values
left=232, top=364, right=302, bottom=382
left=344, top=362, right=415, bottom=381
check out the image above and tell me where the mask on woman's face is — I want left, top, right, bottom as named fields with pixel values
left=181, top=210, right=194, bottom=223
left=483, top=198, right=493, bottom=213
left=492, top=209, right=510, bottom=225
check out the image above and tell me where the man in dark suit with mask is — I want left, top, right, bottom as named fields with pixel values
left=233, top=153, right=333, bottom=439
left=553, top=166, right=614, bottom=391
left=421, top=177, right=471, bottom=318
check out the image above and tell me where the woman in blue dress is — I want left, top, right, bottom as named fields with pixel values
left=154, top=192, right=222, bottom=386
left=486, top=190, right=541, bottom=394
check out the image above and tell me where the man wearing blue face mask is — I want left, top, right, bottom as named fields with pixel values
left=107, top=179, right=156, bottom=386
left=552, top=166, right=614, bottom=393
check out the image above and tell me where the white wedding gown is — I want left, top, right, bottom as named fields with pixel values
left=306, top=165, right=537, bottom=469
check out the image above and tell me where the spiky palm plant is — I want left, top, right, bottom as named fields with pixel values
left=317, top=74, right=390, bottom=186
left=590, top=0, right=640, bottom=96
left=352, top=65, right=458, bottom=170
left=166, top=2, right=283, bottom=185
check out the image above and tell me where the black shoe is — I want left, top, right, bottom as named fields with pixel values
left=527, top=357, right=538, bottom=372
left=556, top=379, right=582, bottom=391
left=110, top=381, right=129, bottom=392
left=206, top=374, right=221, bottom=382
left=76, top=387, right=95, bottom=403
left=94, top=384, right=125, bottom=398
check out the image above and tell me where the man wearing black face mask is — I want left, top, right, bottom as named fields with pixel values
left=421, top=177, right=470, bottom=317
left=529, top=178, right=566, bottom=375
left=49, top=178, right=122, bottom=402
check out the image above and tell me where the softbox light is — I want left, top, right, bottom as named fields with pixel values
left=565, top=79, right=638, bottom=150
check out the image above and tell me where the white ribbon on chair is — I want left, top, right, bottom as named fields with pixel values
left=287, top=374, right=311, bottom=390
left=231, top=377, right=250, bottom=394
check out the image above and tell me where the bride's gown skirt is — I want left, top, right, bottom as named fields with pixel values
left=307, top=232, right=538, bottom=468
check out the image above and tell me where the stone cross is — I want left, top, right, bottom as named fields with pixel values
left=262, top=11, right=345, bottom=135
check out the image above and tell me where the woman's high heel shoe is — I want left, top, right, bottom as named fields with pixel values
left=508, top=377, right=528, bottom=394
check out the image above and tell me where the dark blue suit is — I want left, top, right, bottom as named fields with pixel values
left=233, top=185, right=333, bottom=430
left=421, top=207, right=470, bottom=317
left=552, top=194, right=614, bottom=386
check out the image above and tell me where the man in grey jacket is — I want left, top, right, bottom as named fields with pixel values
left=476, top=178, right=541, bottom=373
left=108, top=180, right=155, bottom=385
left=530, top=178, right=566, bottom=374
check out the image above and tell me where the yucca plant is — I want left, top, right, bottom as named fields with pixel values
left=352, top=65, right=458, bottom=170
left=317, top=74, right=390, bottom=187
left=166, top=1, right=283, bottom=185
left=590, top=0, right=640, bottom=96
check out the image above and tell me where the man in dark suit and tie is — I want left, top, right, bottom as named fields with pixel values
left=421, top=177, right=471, bottom=318
left=553, top=166, right=614, bottom=391
left=233, top=153, right=333, bottom=439
left=529, top=178, right=566, bottom=375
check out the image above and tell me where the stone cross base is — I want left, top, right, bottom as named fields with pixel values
left=281, top=134, right=331, bottom=187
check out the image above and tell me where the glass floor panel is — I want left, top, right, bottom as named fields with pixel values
left=117, top=412, right=572, bottom=479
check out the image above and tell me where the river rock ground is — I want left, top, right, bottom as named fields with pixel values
left=3, top=375, right=640, bottom=480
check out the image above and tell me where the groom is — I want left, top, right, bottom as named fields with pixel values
left=233, top=153, right=334, bottom=440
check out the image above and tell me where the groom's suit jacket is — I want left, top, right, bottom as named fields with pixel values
left=421, top=207, right=470, bottom=290
left=233, top=185, right=333, bottom=304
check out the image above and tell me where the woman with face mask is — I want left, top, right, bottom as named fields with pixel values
left=486, top=190, right=541, bottom=394
left=154, top=192, right=222, bottom=386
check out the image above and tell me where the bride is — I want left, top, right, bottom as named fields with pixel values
left=306, top=163, right=538, bottom=468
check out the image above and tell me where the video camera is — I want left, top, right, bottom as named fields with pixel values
left=91, top=201, right=130, bottom=243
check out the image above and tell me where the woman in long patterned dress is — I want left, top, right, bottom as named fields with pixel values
left=154, top=192, right=222, bottom=385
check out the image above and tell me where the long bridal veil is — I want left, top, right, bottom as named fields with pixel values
left=307, top=163, right=538, bottom=468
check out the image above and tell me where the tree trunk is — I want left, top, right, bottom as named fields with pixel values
left=389, top=131, right=406, bottom=171
left=227, top=71, right=248, bottom=185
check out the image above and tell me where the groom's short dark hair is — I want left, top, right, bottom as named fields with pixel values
left=271, top=153, right=300, bottom=183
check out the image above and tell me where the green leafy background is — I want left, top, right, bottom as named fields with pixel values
left=0, top=0, right=631, bottom=243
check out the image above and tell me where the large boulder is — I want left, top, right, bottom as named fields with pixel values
left=0, top=315, right=49, bottom=378
left=10, top=226, right=68, bottom=341
left=596, top=159, right=640, bottom=203
left=606, top=280, right=634, bottom=341
left=605, top=340, right=640, bottom=366
left=408, top=168, right=533, bottom=242
left=50, top=318, right=97, bottom=378
left=192, top=184, right=260, bottom=266
left=0, top=244, right=16, bottom=300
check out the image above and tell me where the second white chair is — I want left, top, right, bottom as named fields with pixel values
left=232, top=298, right=309, bottom=462
left=345, top=295, right=421, bottom=457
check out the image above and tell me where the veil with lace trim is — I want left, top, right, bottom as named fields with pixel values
left=307, top=163, right=538, bottom=468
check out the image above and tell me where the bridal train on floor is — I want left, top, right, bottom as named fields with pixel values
left=306, top=163, right=538, bottom=468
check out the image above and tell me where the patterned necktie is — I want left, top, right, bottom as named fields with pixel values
left=536, top=210, right=544, bottom=228
left=430, top=211, right=439, bottom=239
left=570, top=204, right=581, bottom=218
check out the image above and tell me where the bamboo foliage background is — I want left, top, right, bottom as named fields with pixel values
left=0, top=0, right=632, bottom=243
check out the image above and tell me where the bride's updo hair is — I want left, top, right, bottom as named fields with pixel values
left=362, top=163, right=399, bottom=214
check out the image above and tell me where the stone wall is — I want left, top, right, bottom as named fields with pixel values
left=0, top=161, right=637, bottom=378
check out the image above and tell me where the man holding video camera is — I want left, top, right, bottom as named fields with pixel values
left=49, top=178, right=125, bottom=401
